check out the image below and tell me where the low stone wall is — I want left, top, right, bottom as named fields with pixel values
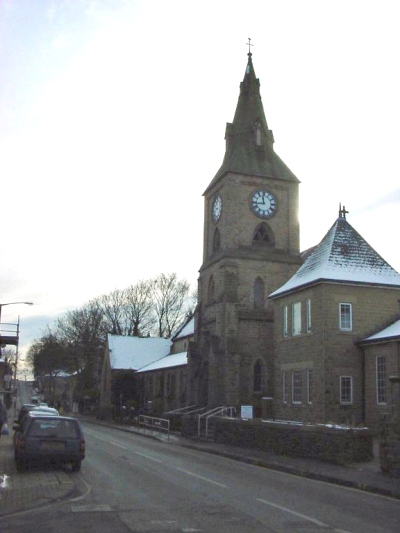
left=182, top=416, right=373, bottom=464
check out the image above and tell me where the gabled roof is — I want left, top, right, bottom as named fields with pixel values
left=270, top=214, right=400, bottom=298
left=204, top=52, right=298, bottom=195
left=136, top=351, right=187, bottom=373
left=171, top=315, right=194, bottom=341
left=107, top=334, right=171, bottom=371
left=362, top=319, right=400, bottom=344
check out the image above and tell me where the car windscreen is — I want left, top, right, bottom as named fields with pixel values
left=27, top=419, right=80, bottom=438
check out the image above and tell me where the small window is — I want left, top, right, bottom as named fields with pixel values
left=283, top=305, right=288, bottom=337
left=376, top=356, right=387, bottom=404
left=254, top=277, right=265, bottom=310
left=292, top=302, right=301, bottom=336
left=339, top=303, right=352, bottom=331
left=282, top=371, right=288, bottom=404
left=340, top=376, right=353, bottom=404
left=307, top=369, right=312, bottom=404
left=292, top=370, right=302, bottom=404
left=306, top=298, right=311, bottom=333
left=208, top=276, right=215, bottom=304
left=253, top=359, right=263, bottom=392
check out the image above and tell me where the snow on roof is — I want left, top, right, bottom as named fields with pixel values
left=172, top=315, right=194, bottom=340
left=136, top=351, right=187, bottom=373
left=270, top=216, right=400, bottom=298
left=107, top=334, right=171, bottom=371
left=363, top=319, right=400, bottom=342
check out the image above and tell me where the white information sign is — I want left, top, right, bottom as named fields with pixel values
left=241, top=405, right=253, bottom=419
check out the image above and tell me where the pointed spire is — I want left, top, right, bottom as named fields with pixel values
left=205, top=44, right=298, bottom=193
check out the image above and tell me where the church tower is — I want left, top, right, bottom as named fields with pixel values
left=188, top=49, right=302, bottom=414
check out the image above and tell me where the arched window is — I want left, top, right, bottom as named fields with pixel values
left=254, top=277, right=265, bottom=309
left=253, top=359, right=264, bottom=392
left=212, top=228, right=221, bottom=252
left=208, top=276, right=215, bottom=304
left=253, top=222, right=274, bottom=246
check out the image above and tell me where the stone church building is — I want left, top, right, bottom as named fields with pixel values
left=109, top=50, right=400, bottom=431
left=185, top=50, right=400, bottom=429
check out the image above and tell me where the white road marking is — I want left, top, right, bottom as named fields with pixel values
left=176, top=468, right=227, bottom=488
left=134, top=451, right=163, bottom=463
left=84, top=430, right=128, bottom=450
left=257, top=498, right=328, bottom=527
left=257, top=498, right=353, bottom=532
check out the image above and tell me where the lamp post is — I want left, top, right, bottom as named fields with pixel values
left=0, top=301, right=33, bottom=417
left=0, top=301, right=33, bottom=325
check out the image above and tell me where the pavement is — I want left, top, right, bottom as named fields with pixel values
left=1, top=415, right=400, bottom=517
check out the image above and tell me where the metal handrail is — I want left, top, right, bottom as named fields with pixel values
left=138, top=415, right=170, bottom=440
left=198, top=406, right=236, bottom=439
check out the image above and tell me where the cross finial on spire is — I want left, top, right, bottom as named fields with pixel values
left=246, top=37, right=253, bottom=55
left=339, top=203, right=349, bottom=219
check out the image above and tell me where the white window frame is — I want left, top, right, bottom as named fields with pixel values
left=339, top=303, right=352, bottom=331
left=340, top=376, right=353, bottom=404
left=283, top=305, right=288, bottom=337
left=292, top=370, right=302, bottom=404
left=376, top=356, right=387, bottom=405
left=292, top=302, right=302, bottom=336
left=307, top=369, right=312, bottom=404
left=282, top=371, right=287, bottom=404
left=306, top=298, right=311, bottom=333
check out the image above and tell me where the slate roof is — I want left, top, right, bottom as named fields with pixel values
left=136, top=351, right=187, bottom=373
left=362, top=319, right=400, bottom=343
left=171, top=315, right=194, bottom=341
left=270, top=215, right=400, bottom=298
left=204, top=52, right=298, bottom=195
left=107, top=334, right=171, bottom=371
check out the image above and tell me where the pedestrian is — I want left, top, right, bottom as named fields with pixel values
left=0, top=398, right=8, bottom=438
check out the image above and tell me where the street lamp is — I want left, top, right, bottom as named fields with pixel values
left=0, top=301, right=33, bottom=418
left=0, top=301, right=33, bottom=324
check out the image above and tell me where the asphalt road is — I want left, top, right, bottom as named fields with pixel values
left=3, top=422, right=400, bottom=532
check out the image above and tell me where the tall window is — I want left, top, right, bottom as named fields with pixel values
left=253, top=359, right=263, bottom=392
left=208, top=276, right=215, bottom=304
left=254, top=277, right=265, bottom=310
left=339, top=303, right=352, bottom=331
left=340, top=376, right=353, bottom=404
left=292, top=370, right=302, bottom=404
left=212, top=228, right=220, bottom=252
left=307, top=369, right=313, bottom=404
left=292, top=302, right=302, bottom=336
left=283, top=305, right=288, bottom=337
left=376, top=356, right=387, bottom=404
left=282, top=371, right=288, bottom=403
left=306, top=298, right=311, bottom=333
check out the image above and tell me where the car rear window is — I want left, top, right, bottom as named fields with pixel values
left=28, top=419, right=80, bottom=438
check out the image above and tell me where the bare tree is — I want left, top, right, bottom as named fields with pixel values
left=151, top=273, right=190, bottom=338
left=123, top=280, right=155, bottom=336
left=97, top=289, right=126, bottom=335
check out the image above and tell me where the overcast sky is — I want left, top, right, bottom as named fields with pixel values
left=1, top=0, right=400, bottom=369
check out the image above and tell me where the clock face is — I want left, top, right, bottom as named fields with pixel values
left=212, top=195, right=222, bottom=223
left=251, top=190, right=277, bottom=218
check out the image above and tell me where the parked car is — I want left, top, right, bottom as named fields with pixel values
left=13, top=406, right=59, bottom=445
left=13, top=413, right=85, bottom=472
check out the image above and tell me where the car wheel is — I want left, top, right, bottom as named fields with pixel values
left=16, top=458, right=26, bottom=472
left=71, top=461, right=81, bottom=472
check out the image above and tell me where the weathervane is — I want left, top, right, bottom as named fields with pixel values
left=246, top=37, right=253, bottom=54
left=339, top=203, right=349, bottom=219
